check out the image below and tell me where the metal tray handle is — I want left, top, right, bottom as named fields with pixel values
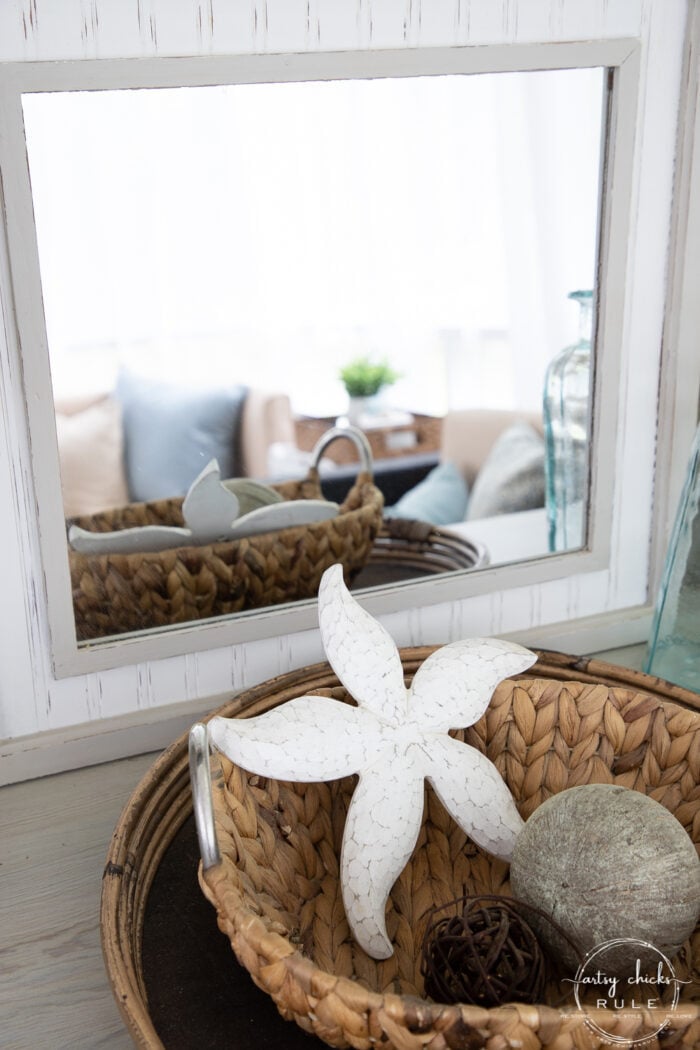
left=189, top=722, right=221, bottom=869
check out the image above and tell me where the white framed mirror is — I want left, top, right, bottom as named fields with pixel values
left=0, top=39, right=639, bottom=676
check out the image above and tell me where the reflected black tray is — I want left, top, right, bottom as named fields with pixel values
left=141, top=814, right=324, bottom=1049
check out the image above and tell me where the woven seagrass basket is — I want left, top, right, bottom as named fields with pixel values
left=69, top=429, right=383, bottom=640
left=194, top=653, right=700, bottom=1050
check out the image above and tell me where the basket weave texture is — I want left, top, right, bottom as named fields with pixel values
left=69, top=469, right=382, bottom=640
left=200, top=657, right=700, bottom=1050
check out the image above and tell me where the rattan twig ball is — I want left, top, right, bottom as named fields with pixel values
left=421, top=895, right=547, bottom=1007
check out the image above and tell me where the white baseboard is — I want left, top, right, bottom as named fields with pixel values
left=0, top=694, right=231, bottom=786
left=0, top=607, right=652, bottom=786
left=507, top=606, right=652, bottom=657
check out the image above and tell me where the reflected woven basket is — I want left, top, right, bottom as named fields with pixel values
left=68, top=428, right=383, bottom=641
left=196, top=652, right=700, bottom=1050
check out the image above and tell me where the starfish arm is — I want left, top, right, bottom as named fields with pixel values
left=318, top=564, right=407, bottom=726
left=341, top=748, right=426, bottom=959
left=182, top=460, right=241, bottom=539
left=424, top=734, right=524, bottom=861
left=67, top=523, right=192, bottom=554
left=407, top=638, right=536, bottom=731
left=208, top=696, right=388, bottom=782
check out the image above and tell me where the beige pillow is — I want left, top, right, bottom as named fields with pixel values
left=56, top=396, right=129, bottom=518
left=466, top=422, right=545, bottom=520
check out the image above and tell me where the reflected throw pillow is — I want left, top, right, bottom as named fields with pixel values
left=117, top=370, right=248, bottom=502
left=385, top=461, right=469, bottom=525
left=466, top=421, right=545, bottom=520
left=56, top=395, right=129, bottom=518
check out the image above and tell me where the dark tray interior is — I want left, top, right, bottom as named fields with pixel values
left=141, top=814, right=325, bottom=1049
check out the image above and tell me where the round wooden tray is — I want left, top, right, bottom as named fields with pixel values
left=352, top=518, right=487, bottom=589
left=101, top=650, right=700, bottom=1049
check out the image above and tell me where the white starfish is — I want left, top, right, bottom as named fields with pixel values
left=208, top=564, right=536, bottom=959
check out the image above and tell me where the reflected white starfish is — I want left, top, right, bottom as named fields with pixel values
left=68, top=459, right=338, bottom=555
left=208, top=564, right=536, bottom=959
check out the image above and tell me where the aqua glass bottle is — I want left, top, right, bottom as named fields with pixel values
left=644, top=424, right=700, bottom=692
left=543, top=290, right=593, bottom=553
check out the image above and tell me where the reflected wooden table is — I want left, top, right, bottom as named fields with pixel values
left=295, top=412, right=443, bottom=463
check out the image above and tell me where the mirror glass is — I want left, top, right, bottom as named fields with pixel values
left=21, top=66, right=605, bottom=643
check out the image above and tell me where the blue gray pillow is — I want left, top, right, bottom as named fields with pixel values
left=385, top=461, right=469, bottom=525
left=466, top=422, right=545, bottom=520
left=116, top=369, right=248, bottom=502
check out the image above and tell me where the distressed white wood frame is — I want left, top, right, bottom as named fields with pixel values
left=0, top=40, right=639, bottom=677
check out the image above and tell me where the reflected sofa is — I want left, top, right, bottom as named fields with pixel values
left=322, top=408, right=545, bottom=524
left=56, top=389, right=545, bottom=527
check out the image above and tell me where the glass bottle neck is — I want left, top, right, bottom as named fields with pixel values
left=569, top=291, right=593, bottom=346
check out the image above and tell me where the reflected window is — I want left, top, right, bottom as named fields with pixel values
left=24, top=70, right=603, bottom=422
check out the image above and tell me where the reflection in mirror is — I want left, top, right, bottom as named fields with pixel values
left=21, top=66, right=604, bottom=642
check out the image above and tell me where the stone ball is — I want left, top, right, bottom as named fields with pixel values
left=510, top=784, right=700, bottom=974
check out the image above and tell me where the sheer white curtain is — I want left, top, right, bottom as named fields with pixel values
left=23, top=68, right=603, bottom=416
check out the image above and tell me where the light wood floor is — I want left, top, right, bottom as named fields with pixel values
left=1, top=752, right=157, bottom=1050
